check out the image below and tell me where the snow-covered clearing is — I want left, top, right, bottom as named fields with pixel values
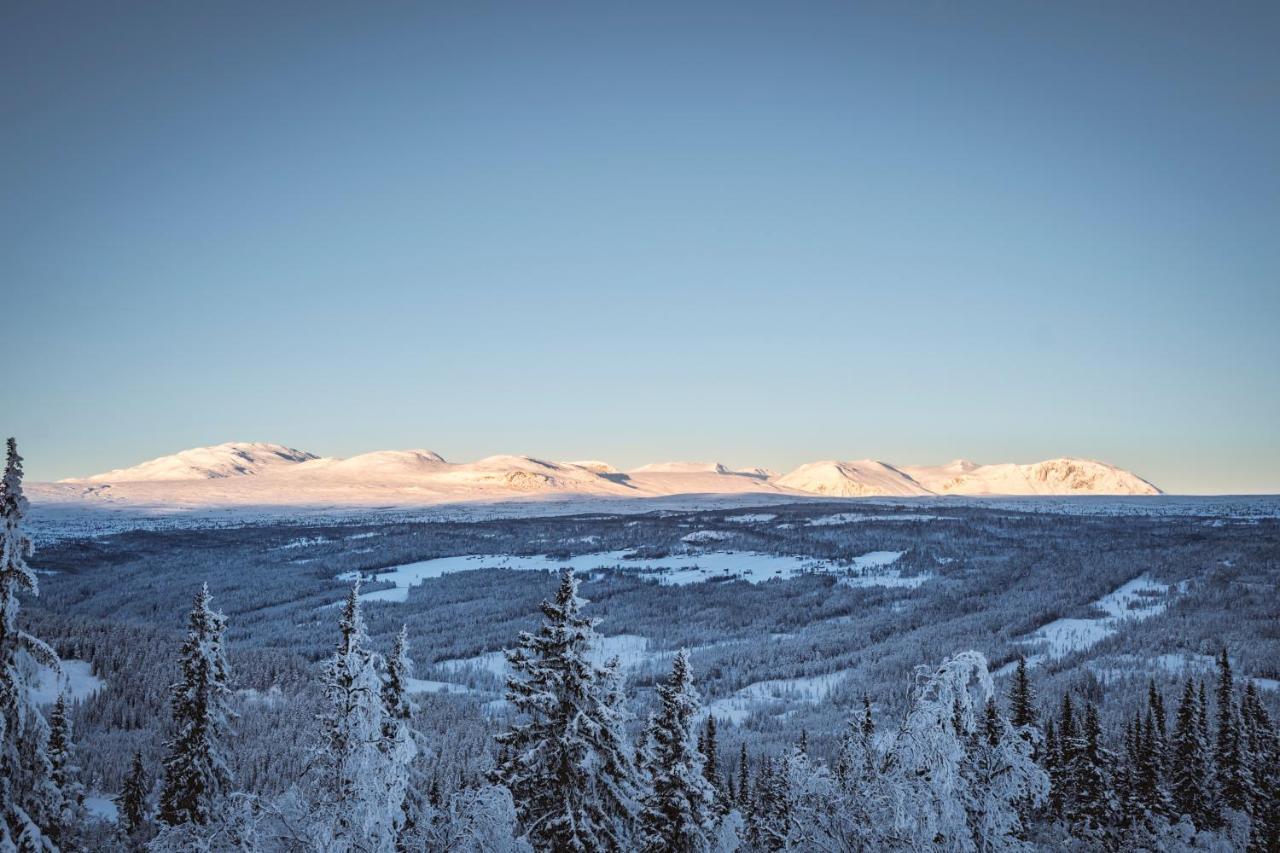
left=31, top=659, right=105, bottom=705
left=439, top=634, right=658, bottom=681
left=340, top=548, right=916, bottom=603
left=707, top=670, right=852, bottom=724
left=405, top=678, right=483, bottom=697
left=85, top=795, right=118, bottom=823
left=1087, top=653, right=1280, bottom=692
left=724, top=513, right=776, bottom=523
left=1014, top=575, right=1174, bottom=665
left=681, top=530, right=734, bottom=543
left=808, top=513, right=948, bottom=526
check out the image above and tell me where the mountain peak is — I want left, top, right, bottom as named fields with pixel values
left=72, top=442, right=317, bottom=483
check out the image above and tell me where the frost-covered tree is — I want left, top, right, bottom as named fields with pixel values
left=1, top=437, right=61, bottom=851
left=310, top=582, right=412, bottom=852
left=116, top=751, right=151, bottom=840
left=45, top=692, right=85, bottom=849
left=381, top=625, right=423, bottom=850
left=425, top=785, right=531, bottom=853
left=881, top=651, right=1047, bottom=852
left=493, top=568, right=638, bottom=852
left=158, top=583, right=235, bottom=829
left=638, top=649, right=719, bottom=853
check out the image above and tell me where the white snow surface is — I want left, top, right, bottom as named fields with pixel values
left=1015, top=575, right=1174, bottom=663
left=75, top=442, right=318, bottom=482
left=339, top=548, right=914, bottom=603
left=36, top=443, right=1161, bottom=518
left=31, top=659, right=105, bottom=705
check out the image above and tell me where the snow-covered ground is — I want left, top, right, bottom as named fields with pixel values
left=1009, top=575, right=1176, bottom=667
left=84, top=794, right=118, bottom=823
left=339, top=549, right=915, bottom=604
left=31, top=659, right=105, bottom=705
left=808, top=512, right=948, bottom=526
left=707, top=670, right=853, bottom=724
left=1087, top=653, right=1280, bottom=692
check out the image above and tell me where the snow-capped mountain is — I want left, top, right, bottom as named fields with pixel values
left=774, top=460, right=934, bottom=498
left=898, top=458, right=1161, bottom=496
left=78, top=442, right=318, bottom=482
left=39, top=442, right=1162, bottom=513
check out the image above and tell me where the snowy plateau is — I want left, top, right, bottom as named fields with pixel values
left=28, top=441, right=1162, bottom=525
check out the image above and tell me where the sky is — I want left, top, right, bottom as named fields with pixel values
left=3, top=1, right=1278, bottom=493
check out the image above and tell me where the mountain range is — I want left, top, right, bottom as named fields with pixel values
left=28, top=442, right=1162, bottom=512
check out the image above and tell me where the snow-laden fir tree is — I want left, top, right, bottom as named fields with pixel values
left=158, top=583, right=235, bottom=829
left=45, top=692, right=85, bottom=850
left=638, top=649, right=720, bottom=853
left=310, top=582, right=413, bottom=853
left=0, top=437, right=62, bottom=852
left=116, top=751, right=151, bottom=840
left=493, top=568, right=638, bottom=852
left=376, top=622, right=422, bottom=845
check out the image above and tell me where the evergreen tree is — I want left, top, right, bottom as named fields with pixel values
left=1009, top=656, right=1036, bottom=728
left=1070, top=702, right=1113, bottom=843
left=1171, top=678, right=1210, bottom=828
left=0, top=437, right=60, bottom=851
left=381, top=625, right=423, bottom=850
left=1214, top=649, right=1250, bottom=814
left=312, top=582, right=411, bottom=852
left=157, top=584, right=234, bottom=828
left=698, top=714, right=725, bottom=813
left=637, top=650, right=719, bottom=853
left=1049, top=692, right=1078, bottom=822
left=736, top=744, right=750, bottom=810
left=45, top=692, right=85, bottom=850
left=493, top=568, right=638, bottom=852
left=116, top=752, right=150, bottom=839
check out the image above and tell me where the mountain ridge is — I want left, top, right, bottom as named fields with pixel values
left=53, top=442, right=1163, bottom=506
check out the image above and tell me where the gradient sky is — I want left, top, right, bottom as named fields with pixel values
left=3, top=1, right=1278, bottom=492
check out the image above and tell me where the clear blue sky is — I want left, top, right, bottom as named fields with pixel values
left=4, top=1, right=1277, bottom=492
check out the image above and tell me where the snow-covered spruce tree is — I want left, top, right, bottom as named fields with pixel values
left=381, top=624, right=424, bottom=850
left=310, top=581, right=412, bottom=853
left=116, top=751, right=151, bottom=840
left=638, top=649, right=719, bottom=853
left=1241, top=680, right=1280, bottom=848
left=1214, top=649, right=1252, bottom=816
left=881, top=651, right=1047, bottom=852
left=45, top=692, right=85, bottom=850
left=157, top=583, right=235, bottom=829
left=0, top=437, right=62, bottom=852
left=698, top=714, right=725, bottom=813
left=1069, top=702, right=1116, bottom=846
left=1170, top=678, right=1211, bottom=829
left=493, top=567, right=638, bottom=852
left=1008, top=657, right=1036, bottom=730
